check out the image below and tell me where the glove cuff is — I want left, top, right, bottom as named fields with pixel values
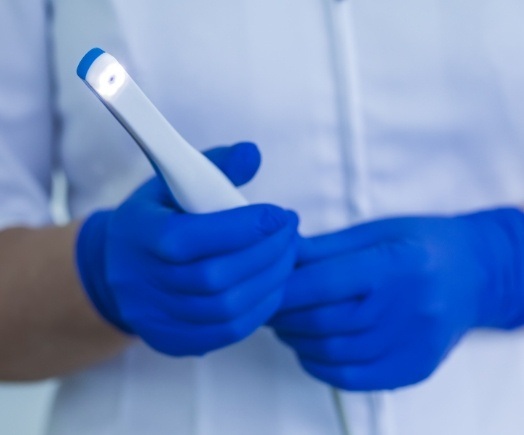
left=76, top=211, right=133, bottom=334
left=464, top=208, right=524, bottom=329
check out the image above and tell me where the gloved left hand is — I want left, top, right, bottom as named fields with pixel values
left=270, top=208, right=524, bottom=390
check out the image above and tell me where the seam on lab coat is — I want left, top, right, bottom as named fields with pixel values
left=323, top=1, right=370, bottom=434
left=322, top=1, right=385, bottom=435
left=323, top=0, right=371, bottom=223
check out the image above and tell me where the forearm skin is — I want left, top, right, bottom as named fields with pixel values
left=0, top=223, right=130, bottom=381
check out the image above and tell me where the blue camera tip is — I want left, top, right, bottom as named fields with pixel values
left=77, top=48, right=105, bottom=80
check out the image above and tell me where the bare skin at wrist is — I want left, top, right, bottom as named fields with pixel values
left=0, top=222, right=131, bottom=381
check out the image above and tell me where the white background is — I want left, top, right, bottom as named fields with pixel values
left=0, top=381, right=57, bottom=434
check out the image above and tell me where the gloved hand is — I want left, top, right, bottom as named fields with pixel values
left=76, top=142, right=299, bottom=356
left=270, top=209, right=524, bottom=390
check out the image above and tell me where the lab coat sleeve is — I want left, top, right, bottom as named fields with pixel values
left=0, top=1, right=55, bottom=230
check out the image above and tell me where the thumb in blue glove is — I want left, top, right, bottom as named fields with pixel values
left=76, top=142, right=299, bottom=356
left=271, top=208, right=524, bottom=390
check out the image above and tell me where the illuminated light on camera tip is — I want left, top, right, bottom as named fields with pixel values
left=77, top=48, right=128, bottom=99
left=95, top=61, right=127, bottom=98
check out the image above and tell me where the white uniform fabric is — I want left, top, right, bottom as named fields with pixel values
left=2, top=0, right=524, bottom=434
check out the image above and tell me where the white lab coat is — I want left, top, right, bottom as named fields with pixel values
left=2, top=0, right=524, bottom=434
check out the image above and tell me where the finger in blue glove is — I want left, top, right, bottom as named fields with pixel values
left=271, top=209, right=524, bottom=390
left=77, top=142, right=300, bottom=356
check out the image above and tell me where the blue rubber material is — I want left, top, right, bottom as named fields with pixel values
left=77, top=48, right=105, bottom=80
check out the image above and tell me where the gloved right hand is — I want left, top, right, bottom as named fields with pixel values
left=76, top=142, right=299, bottom=356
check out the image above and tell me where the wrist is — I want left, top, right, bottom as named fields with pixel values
left=76, top=211, right=133, bottom=334
left=462, top=208, right=524, bottom=329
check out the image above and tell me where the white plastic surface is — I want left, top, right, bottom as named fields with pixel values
left=83, top=52, right=248, bottom=214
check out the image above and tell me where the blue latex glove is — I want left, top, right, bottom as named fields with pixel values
left=270, top=209, right=524, bottom=390
left=76, top=142, right=299, bottom=356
